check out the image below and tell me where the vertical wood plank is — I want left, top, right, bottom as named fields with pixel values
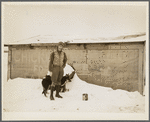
left=7, top=46, right=11, bottom=80
left=138, top=48, right=144, bottom=94
left=142, top=42, right=146, bottom=95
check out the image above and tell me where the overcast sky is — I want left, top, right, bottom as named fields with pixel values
left=2, top=2, right=147, bottom=43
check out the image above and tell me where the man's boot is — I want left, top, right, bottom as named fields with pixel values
left=50, top=86, right=55, bottom=100
left=56, top=85, right=63, bottom=98
left=42, top=90, right=47, bottom=97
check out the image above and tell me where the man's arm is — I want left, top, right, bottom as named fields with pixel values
left=49, top=52, right=54, bottom=72
left=63, top=52, right=67, bottom=68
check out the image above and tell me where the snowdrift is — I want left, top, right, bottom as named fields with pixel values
left=3, top=64, right=145, bottom=113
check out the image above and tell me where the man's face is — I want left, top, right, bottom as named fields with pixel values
left=58, top=45, right=63, bottom=51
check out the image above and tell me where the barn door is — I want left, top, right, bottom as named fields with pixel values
left=87, top=50, right=139, bottom=92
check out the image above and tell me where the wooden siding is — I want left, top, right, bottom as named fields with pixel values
left=86, top=50, right=139, bottom=92
left=8, top=42, right=144, bottom=94
left=11, top=46, right=54, bottom=78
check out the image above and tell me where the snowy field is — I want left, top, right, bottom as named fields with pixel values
left=2, top=63, right=145, bottom=113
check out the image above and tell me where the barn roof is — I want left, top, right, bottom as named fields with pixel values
left=4, top=33, right=146, bottom=46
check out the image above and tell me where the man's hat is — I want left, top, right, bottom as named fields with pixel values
left=58, top=42, right=64, bottom=46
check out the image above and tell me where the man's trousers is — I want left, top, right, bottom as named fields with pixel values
left=51, top=65, right=64, bottom=87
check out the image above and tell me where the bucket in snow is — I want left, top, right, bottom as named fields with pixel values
left=82, top=93, right=88, bottom=101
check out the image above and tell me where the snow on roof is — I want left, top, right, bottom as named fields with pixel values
left=4, top=33, right=146, bottom=46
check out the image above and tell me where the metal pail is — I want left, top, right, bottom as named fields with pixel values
left=82, top=93, right=88, bottom=101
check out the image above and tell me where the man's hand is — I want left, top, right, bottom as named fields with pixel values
left=50, top=71, right=52, bottom=76
left=47, top=71, right=52, bottom=76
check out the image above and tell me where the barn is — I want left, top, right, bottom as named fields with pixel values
left=4, top=33, right=146, bottom=95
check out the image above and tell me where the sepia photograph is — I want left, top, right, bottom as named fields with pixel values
left=2, top=2, right=149, bottom=120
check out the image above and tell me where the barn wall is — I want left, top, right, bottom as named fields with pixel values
left=10, top=45, right=55, bottom=79
left=9, top=42, right=144, bottom=94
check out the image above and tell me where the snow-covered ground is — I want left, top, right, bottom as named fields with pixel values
left=2, top=64, right=145, bottom=113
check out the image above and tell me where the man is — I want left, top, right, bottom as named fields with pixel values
left=49, top=42, right=67, bottom=100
